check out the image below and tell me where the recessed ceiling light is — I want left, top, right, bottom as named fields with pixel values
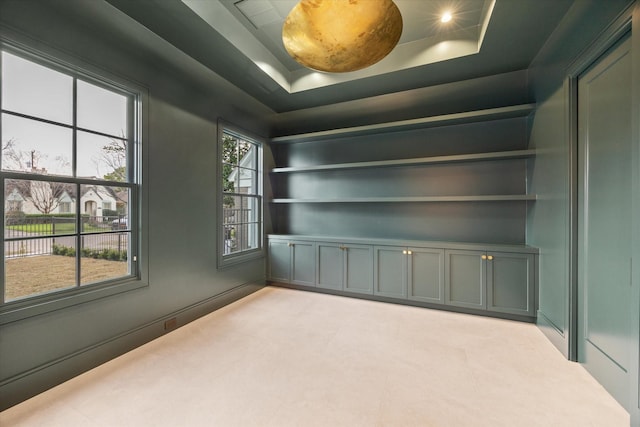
left=441, top=11, right=453, bottom=23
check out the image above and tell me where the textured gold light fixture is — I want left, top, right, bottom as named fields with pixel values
left=282, top=0, right=403, bottom=73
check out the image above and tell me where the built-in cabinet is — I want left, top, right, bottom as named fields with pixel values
left=408, top=248, right=446, bottom=304
left=316, top=242, right=373, bottom=294
left=374, top=246, right=445, bottom=303
left=267, top=239, right=316, bottom=286
left=268, top=235, right=537, bottom=320
left=486, top=252, right=536, bottom=316
left=268, top=104, right=538, bottom=322
left=444, top=249, right=536, bottom=316
left=445, top=250, right=487, bottom=309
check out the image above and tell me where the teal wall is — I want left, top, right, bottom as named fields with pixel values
left=528, top=0, right=639, bottom=421
left=528, top=0, right=633, bottom=358
left=527, top=87, right=572, bottom=355
left=0, top=0, right=274, bottom=409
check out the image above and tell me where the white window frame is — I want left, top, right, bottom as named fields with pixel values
left=217, top=120, right=264, bottom=268
left=0, top=35, right=148, bottom=325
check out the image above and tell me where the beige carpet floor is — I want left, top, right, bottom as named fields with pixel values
left=0, top=286, right=630, bottom=426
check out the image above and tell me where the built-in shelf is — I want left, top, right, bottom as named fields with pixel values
left=271, top=195, right=537, bottom=204
left=268, top=234, right=540, bottom=254
left=270, top=104, right=536, bottom=144
left=272, top=149, right=536, bottom=173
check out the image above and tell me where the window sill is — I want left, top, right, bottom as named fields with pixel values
left=217, top=249, right=265, bottom=270
left=0, top=278, right=148, bottom=325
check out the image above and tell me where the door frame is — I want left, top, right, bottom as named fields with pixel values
left=565, top=2, right=639, bottom=418
left=566, top=3, right=634, bottom=362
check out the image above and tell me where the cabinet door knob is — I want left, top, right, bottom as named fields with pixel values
left=407, top=250, right=413, bottom=255
left=288, top=242, right=294, bottom=247
left=481, top=255, right=487, bottom=260
left=488, top=255, right=494, bottom=260
left=402, top=250, right=407, bottom=255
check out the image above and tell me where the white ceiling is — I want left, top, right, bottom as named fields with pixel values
left=182, top=0, right=493, bottom=93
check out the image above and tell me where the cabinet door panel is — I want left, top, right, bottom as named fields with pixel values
left=487, top=252, right=535, bottom=316
left=445, top=250, right=486, bottom=309
left=268, top=240, right=291, bottom=282
left=408, top=248, right=444, bottom=304
left=374, top=246, right=407, bottom=298
left=317, top=243, right=343, bottom=290
left=344, top=244, right=373, bottom=294
left=291, top=241, right=316, bottom=286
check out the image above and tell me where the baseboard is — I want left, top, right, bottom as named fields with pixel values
left=536, top=310, right=569, bottom=359
left=0, top=281, right=264, bottom=412
left=269, top=282, right=536, bottom=324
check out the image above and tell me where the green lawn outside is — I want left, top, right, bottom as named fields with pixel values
left=6, top=223, right=105, bottom=234
left=5, top=255, right=128, bottom=301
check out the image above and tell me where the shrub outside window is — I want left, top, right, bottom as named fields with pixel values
left=1, top=44, right=141, bottom=307
left=218, top=124, right=263, bottom=267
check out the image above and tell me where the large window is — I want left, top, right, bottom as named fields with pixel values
left=218, top=124, right=263, bottom=267
left=0, top=43, right=141, bottom=307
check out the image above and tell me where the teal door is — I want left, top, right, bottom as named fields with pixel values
left=578, top=34, right=632, bottom=407
left=408, top=248, right=444, bottom=304
left=374, top=246, right=407, bottom=298
left=486, top=252, right=535, bottom=317
left=445, top=249, right=486, bottom=310
left=317, top=242, right=344, bottom=290
left=344, top=244, right=373, bottom=294
left=290, top=241, right=316, bottom=286
left=268, top=239, right=291, bottom=282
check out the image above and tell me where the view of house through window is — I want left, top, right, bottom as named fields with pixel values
left=1, top=47, right=139, bottom=303
left=220, top=128, right=262, bottom=263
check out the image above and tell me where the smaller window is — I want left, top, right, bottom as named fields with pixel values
left=7, top=200, right=22, bottom=211
left=218, top=123, right=263, bottom=267
left=59, top=201, right=71, bottom=213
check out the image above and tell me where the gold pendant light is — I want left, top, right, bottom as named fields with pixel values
left=282, top=0, right=403, bottom=73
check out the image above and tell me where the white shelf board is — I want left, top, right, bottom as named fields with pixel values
left=270, top=104, right=536, bottom=144
left=271, top=194, right=537, bottom=203
left=272, top=149, right=536, bottom=173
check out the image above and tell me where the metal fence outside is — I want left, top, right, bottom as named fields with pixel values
left=5, top=215, right=129, bottom=259
left=223, top=207, right=251, bottom=255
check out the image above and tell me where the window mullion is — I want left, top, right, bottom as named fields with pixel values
left=72, top=78, right=78, bottom=179
left=239, top=194, right=245, bottom=252
left=1, top=51, right=5, bottom=303
left=235, top=142, right=240, bottom=194
left=73, top=182, right=80, bottom=288
left=72, top=78, right=81, bottom=288
left=126, top=94, right=137, bottom=268
left=127, top=95, right=134, bottom=184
